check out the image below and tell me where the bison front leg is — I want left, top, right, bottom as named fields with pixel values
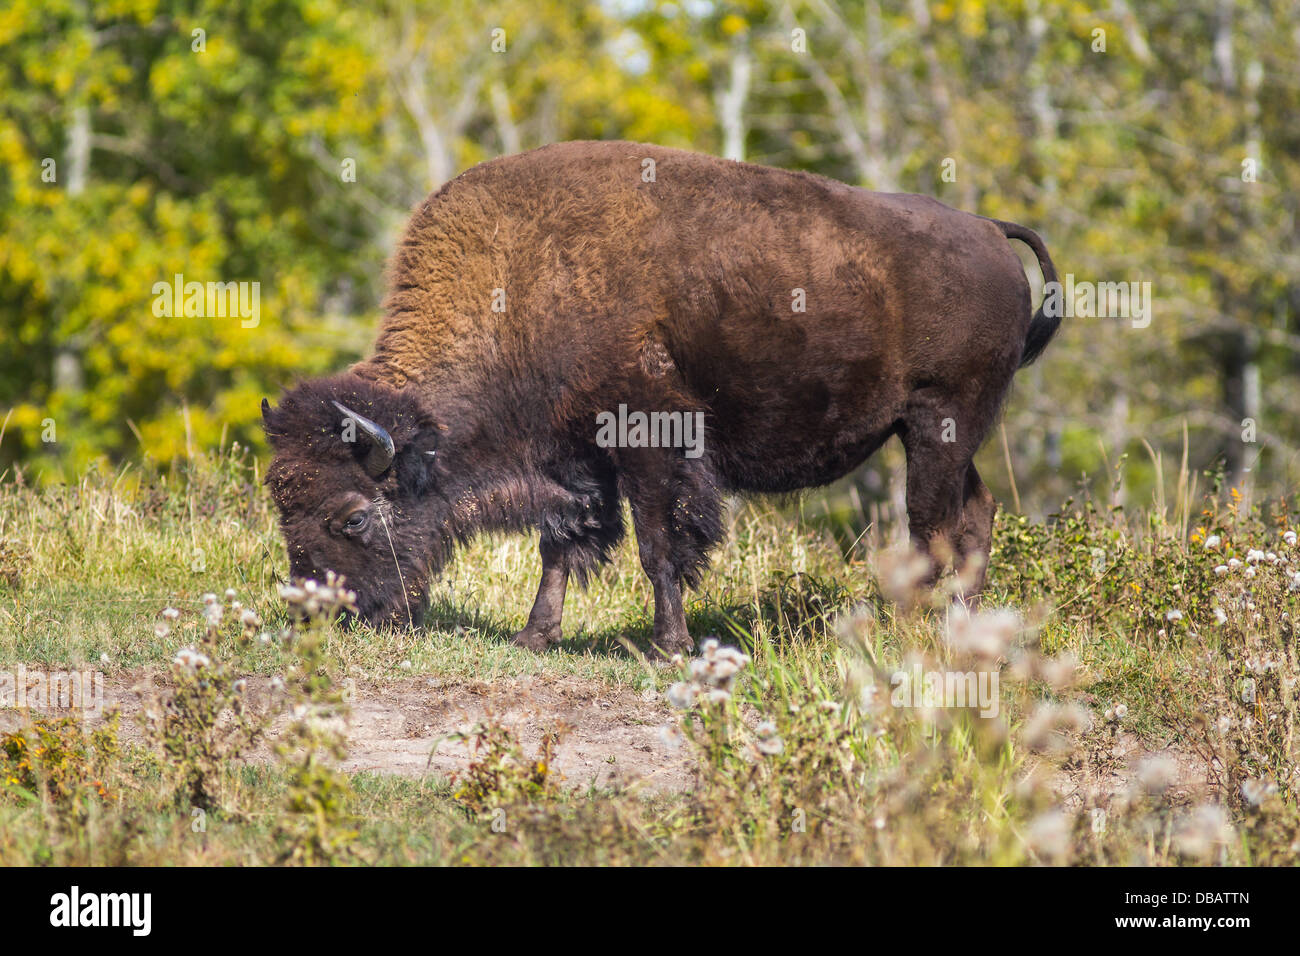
left=511, top=536, right=570, bottom=651
left=510, top=470, right=623, bottom=652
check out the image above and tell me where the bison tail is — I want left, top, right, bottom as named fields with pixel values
left=987, top=218, right=1061, bottom=368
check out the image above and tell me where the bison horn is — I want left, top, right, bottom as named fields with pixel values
left=331, top=400, right=395, bottom=477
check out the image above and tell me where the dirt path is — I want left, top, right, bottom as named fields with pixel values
left=1040, top=730, right=1211, bottom=808
left=0, top=669, right=694, bottom=792
left=335, top=673, right=692, bottom=790
left=3, top=671, right=1208, bottom=801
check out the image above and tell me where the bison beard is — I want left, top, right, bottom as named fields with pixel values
left=262, top=141, right=1060, bottom=655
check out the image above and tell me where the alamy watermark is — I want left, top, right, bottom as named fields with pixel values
left=0, top=666, right=105, bottom=717
left=889, top=665, right=999, bottom=718
left=1042, top=273, right=1152, bottom=328
left=49, top=886, right=151, bottom=936
left=595, top=404, right=705, bottom=459
left=151, top=273, right=260, bottom=328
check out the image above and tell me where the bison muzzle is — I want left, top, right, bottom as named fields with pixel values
left=261, top=141, right=1060, bottom=654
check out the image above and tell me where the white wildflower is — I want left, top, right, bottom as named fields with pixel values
left=1241, top=778, right=1277, bottom=806
left=203, top=602, right=222, bottom=628
left=1173, top=804, right=1231, bottom=861
left=173, top=647, right=210, bottom=672
left=945, top=606, right=1019, bottom=660
left=1025, top=811, right=1072, bottom=862
left=658, top=722, right=685, bottom=750
left=711, top=658, right=741, bottom=684
left=1136, top=754, right=1178, bottom=795
left=666, top=682, right=697, bottom=709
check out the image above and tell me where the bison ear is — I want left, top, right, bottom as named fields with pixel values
left=394, top=426, right=440, bottom=497
left=261, top=398, right=271, bottom=423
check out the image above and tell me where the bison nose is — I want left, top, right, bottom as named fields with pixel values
left=295, top=549, right=332, bottom=581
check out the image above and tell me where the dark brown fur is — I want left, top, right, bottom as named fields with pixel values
left=263, top=141, right=1059, bottom=652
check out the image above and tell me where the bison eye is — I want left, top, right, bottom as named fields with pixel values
left=342, top=510, right=370, bottom=534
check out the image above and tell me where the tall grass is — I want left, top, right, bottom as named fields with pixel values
left=0, top=447, right=1297, bottom=865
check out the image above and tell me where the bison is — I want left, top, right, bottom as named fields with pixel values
left=261, top=140, right=1059, bottom=654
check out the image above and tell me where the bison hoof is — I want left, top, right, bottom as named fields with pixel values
left=511, top=623, right=561, bottom=652
left=649, top=632, right=695, bottom=660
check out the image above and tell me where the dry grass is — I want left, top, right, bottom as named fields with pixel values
left=0, top=448, right=1296, bottom=865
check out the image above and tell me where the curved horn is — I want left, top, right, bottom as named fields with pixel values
left=331, top=400, right=395, bottom=477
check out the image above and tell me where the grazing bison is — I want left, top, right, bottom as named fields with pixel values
left=262, top=140, right=1059, bottom=654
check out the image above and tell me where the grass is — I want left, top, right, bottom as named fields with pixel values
left=0, top=447, right=1297, bottom=865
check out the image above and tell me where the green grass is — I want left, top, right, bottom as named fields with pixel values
left=0, top=449, right=1297, bottom=865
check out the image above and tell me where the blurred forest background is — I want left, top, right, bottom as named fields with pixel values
left=1, top=0, right=1297, bottom=519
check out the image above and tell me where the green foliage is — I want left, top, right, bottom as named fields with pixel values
left=0, top=0, right=697, bottom=477
left=272, top=573, right=361, bottom=864
left=140, top=593, right=269, bottom=810
left=1, top=2, right=1299, bottom=866
left=1, top=715, right=119, bottom=815
left=0, top=457, right=1299, bottom=865
left=1, top=0, right=382, bottom=471
left=447, top=722, right=563, bottom=817
left=3, top=0, right=1296, bottom=510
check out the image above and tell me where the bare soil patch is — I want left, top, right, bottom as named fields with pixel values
left=3, top=671, right=1208, bottom=801
left=0, top=669, right=693, bottom=793
left=1039, top=731, right=1211, bottom=808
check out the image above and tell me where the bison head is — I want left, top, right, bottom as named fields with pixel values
left=261, top=374, right=447, bottom=627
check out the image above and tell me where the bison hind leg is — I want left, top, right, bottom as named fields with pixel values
left=669, top=460, right=725, bottom=590
left=953, top=464, right=997, bottom=602
left=620, top=452, right=725, bottom=657
left=900, top=387, right=1005, bottom=603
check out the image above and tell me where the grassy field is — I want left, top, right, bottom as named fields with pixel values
left=0, top=447, right=1297, bottom=866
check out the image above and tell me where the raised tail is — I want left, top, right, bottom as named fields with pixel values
left=985, top=218, right=1060, bottom=368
